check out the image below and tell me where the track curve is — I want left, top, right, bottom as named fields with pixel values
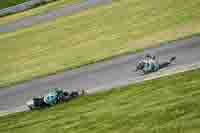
left=0, top=0, right=112, bottom=33
left=0, top=36, right=200, bottom=115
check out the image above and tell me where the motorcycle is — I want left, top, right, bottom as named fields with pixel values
left=135, top=54, right=176, bottom=74
left=26, top=88, right=84, bottom=110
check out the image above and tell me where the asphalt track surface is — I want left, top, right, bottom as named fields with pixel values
left=0, top=0, right=112, bottom=33
left=0, top=35, right=200, bottom=115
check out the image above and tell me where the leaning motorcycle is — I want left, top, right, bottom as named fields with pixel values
left=26, top=88, right=84, bottom=110
left=135, top=56, right=176, bottom=74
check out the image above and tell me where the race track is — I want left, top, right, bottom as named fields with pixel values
left=0, top=35, right=200, bottom=115
left=0, top=0, right=112, bottom=33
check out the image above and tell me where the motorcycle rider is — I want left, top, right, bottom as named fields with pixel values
left=27, top=88, right=85, bottom=110
left=43, top=88, right=84, bottom=106
left=43, top=88, right=65, bottom=105
left=142, top=54, right=160, bottom=73
left=136, top=54, right=176, bottom=73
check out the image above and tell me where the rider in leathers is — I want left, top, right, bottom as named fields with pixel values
left=142, top=54, right=160, bottom=73
left=43, top=88, right=65, bottom=105
left=137, top=54, right=176, bottom=74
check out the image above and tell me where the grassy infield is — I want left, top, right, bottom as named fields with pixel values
left=0, top=0, right=200, bottom=88
left=1, top=69, right=200, bottom=133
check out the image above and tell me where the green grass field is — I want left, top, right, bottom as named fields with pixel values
left=0, top=0, right=81, bottom=25
left=1, top=69, right=200, bottom=133
left=0, top=0, right=29, bottom=10
left=0, top=0, right=200, bottom=88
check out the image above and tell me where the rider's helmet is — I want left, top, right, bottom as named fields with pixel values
left=145, top=54, right=156, bottom=60
left=43, top=91, right=58, bottom=105
left=145, top=53, right=152, bottom=58
left=43, top=88, right=63, bottom=105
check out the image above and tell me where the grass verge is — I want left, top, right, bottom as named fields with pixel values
left=0, top=0, right=200, bottom=88
left=1, top=69, right=200, bottom=133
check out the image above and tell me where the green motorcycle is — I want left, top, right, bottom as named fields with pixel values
left=26, top=88, right=84, bottom=110
left=136, top=54, right=176, bottom=74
